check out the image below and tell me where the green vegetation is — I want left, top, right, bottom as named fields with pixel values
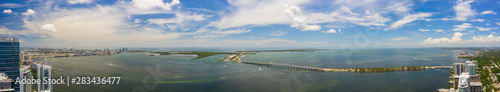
left=235, top=49, right=324, bottom=52
left=353, top=66, right=427, bottom=72
left=127, top=50, right=150, bottom=53
left=461, top=49, right=500, bottom=92
left=151, top=51, right=239, bottom=60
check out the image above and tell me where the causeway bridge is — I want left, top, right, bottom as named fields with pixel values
left=240, top=61, right=452, bottom=72
left=228, top=52, right=453, bottom=72
left=241, top=61, right=322, bottom=71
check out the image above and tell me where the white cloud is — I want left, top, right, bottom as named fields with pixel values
left=307, top=9, right=390, bottom=27
left=134, top=19, right=141, bottom=23
left=453, top=0, right=475, bottom=21
left=419, top=29, right=430, bottom=31
left=386, top=0, right=413, bottom=14
left=210, top=28, right=251, bottom=35
left=419, top=29, right=443, bottom=32
left=266, top=31, right=285, bottom=36
left=323, top=29, right=337, bottom=33
left=40, top=24, right=56, bottom=32
left=3, top=9, right=12, bottom=14
left=390, top=37, right=410, bottom=41
left=22, top=9, right=35, bottom=16
left=253, top=39, right=297, bottom=44
left=389, top=13, right=433, bottom=29
left=209, top=0, right=393, bottom=30
left=21, top=5, right=188, bottom=47
left=421, top=32, right=500, bottom=46
left=471, top=34, right=500, bottom=43
left=421, top=32, right=463, bottom=44
left=194, top=28, right=252, bottom=38
left=470, top=19, right=484, bottom=22
left=476, top=27, right=497, bottom=31
left=452, top=23, right=473, bottom=31
left=68, top=0, right=94, bottom=4
left=481, top=10, right=496, bottom=15
left=497, top=22, right=500, bottom=26
left=131, top=0, right=180, bottom=11
left=284, top=5, right=321, bottom=31
left=146, top=12, right=211, bottom=30
left=208, top=0, right=308, bottom=29
left=0, top=3, right=23, bottom=8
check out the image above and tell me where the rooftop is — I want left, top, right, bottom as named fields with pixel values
left=0, top=37, right=18, bottom=42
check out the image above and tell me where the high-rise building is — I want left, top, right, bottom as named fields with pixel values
left=34, top=62, right=52, bottom=92
left=466, top=63, right=476, bottom=75
left=0, top=37, right=20, bottom=91
left=454, top=63, right=465, bottom=75
left=19, top=51, right=24, bottom=63
left=19, top=65, right=31, bottom=92
left=470, top=82, right=482, bottom=92
left=458, top=73, right=470, bottom=92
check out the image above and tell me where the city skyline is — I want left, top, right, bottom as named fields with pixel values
left=0, top=0, right=499, bottom=47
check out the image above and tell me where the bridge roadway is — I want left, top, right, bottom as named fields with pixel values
left=240, top=61, right=452, bottom=72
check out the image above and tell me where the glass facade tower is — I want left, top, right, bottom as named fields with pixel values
left=0, top=37, right=20, bottom=91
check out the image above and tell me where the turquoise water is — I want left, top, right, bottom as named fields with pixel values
left=41, top=48, right=467, bottom=92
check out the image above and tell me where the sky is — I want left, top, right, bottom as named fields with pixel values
left=0, top=0, right=499, bottom=48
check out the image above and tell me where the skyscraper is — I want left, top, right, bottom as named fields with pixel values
left=458, top=73, right=470, bottom=92
left=34, top=62, right=52, bottom=92
left=19, top=65, right=31, bottom=92
left=0, top=37, right=20, bottom=91
left=454, top=63, right=465, bottom=75
left=466, top=63, right=476, bottom=75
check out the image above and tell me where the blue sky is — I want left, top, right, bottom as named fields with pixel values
left=0, top=0, right=499, bottom=48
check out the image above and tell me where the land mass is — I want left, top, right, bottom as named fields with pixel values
left=150, top=51, right=240, bottom=60
left=235, top=49, right=324, bottom=52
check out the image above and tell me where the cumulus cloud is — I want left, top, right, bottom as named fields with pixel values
left=471, top=34, right=500, bottom=43
left=476, top=27, right=497, bottom=31
left=284, top=5, right=321, bottom=31
left=20, top=5, right=188, bottom=47
left=209, top=0, right=392, bottom=30
left=40, top=24, right=56, bottom=32
left=421, top=32, right=500, bottom=46
left=3, top=9, right=12, bottom=14
left=419, top=29, right=430, bottom=31
left=323, top=29, right=337, bottom=33
left=470, top=19, right=484, bottom=22
left=22, top=9, right=35, bottom=15
left=481, top=10, right=496, bottom=15
left=390, top=37, right=410, bottom=41
left=453, top=0, right=475, bottom=21
left=389, top=13, right=433, bottom=29
left=208, top=0, right=308, bottom=29
left=419, top=29, right=443, bottom=32
left=131, top=0, right=180, bottom=11
left=452, top=23, right=473, bottom=31
left=421, top=32, right=463, bottom=44
left=68, top=0, right=94, bottom=4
